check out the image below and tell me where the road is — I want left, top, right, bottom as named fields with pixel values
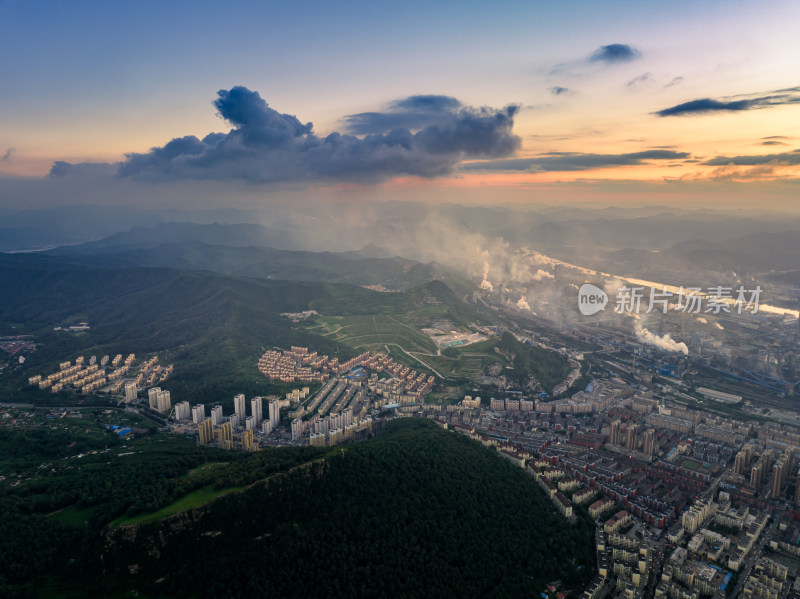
left=730, top=523, right=777, bottom=598
left=384, top=343, right=448, bottom=379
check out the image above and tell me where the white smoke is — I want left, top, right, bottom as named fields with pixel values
left=634, top=323, right=689, bottom=355
left=604, top=278, right=627, bottom=296
left=517, top=296, right=531, bottom=311
left=479, top=260, right=494, bottom=291
left=532, top=269, right=555, bottom=281
left=714, top=322, right=724, bottom=330
left=696, top=317, right=707, bottom=324
left=529, top=250, right=557, bottom=268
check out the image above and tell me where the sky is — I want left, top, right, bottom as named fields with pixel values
left=2, top=0, right=800, bottom=211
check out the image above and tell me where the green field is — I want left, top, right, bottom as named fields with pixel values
left=306, top=312, right=495, bottom=380
left=111, top=485, right=245, bottom=527
left=675, top=455, right=716, bottom=474
left=306, top=313, right=438, bottom=354
left=181, top=461, right=226, bottom=480
left=48, top=504, right=96, bottom=527
left=306, top=315, right=571, bottom=391
left=417, top=337, right=502, bottom=379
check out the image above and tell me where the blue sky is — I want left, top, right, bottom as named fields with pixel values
left=2, top=0, right=800, bottom=209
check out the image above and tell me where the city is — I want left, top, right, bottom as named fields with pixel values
left=2, top=1, right=800, bottom=596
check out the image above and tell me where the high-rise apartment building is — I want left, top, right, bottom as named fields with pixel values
left=211, top=405, right=224, bottom=426
left=234, top=393, right=246, bottom=421
left=124, top=381, right=137, bottom=402
left=218, top=421, right=233, bottom=450
left=268, top=399, right=280, bottom=426
left=175, top=401, right=191, bottom=421
left=148, top=387, right=161, bottom=409
left=242, top=428, right=255, bottom=452
left=198, top=418, right=213, bottom=445
left=251, top=396, right=263, bottom=426
left=610, top=419, right=621, bottom=446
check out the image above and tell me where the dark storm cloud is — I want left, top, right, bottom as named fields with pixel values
left=550, top=86, right=571, bottom=96
left=657, top=86, right=800, bottom=116
left=461, top=149, right=689, bottom=172
left=49, top=161, right=116, bottom=177
left=704, top=149, right=800, bottom=166
left=589, top=44, right=640, bottom=64
left=111, top=87, right=520, bottom=183
left=343, top=95, right=463, bottom=134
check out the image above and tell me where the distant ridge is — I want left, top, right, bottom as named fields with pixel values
left=49, top=221, right=293, bottom=253
left=44, top=223, right=463, bottom=291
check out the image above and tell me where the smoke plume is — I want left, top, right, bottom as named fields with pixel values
left=634, top=323, right=688, bottom=354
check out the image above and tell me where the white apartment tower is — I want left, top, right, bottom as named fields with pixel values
left=291, top=418, right=303, bottom=440
left=156, top=389, right=171, bottom=413
left=251, top=396, right=263, bottom=426
left=268, top=399, right=280, bottom=426
left=148, top=387, right=161, bottom=410
left=124, top=381, right=137, bottom=402
left=234, top=393, right=246, bottom=421
left=175, top=401, right=191, bottom=421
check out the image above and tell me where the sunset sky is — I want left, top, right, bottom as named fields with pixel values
left=2, top=0, right=799, bottom=209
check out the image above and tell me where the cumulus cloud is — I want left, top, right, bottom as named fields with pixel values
left=589, top=44, right=641, bottom=64
left=104, top=86, right=522, bottom=183
left=342, top=95, right=463, bottom=134
left=657, top=86, right=800, bottom=116
left=461, top=149, right=689, bottom=172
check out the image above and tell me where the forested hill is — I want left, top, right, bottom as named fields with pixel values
left=0, top=252, right=492, bottom=404
left=102, top=419, right=595, bottom=598
left=42, top=220, right=467, bottom=291
left=0, top=252, right=377, bottom=403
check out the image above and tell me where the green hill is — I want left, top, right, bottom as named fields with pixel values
left=52, top=240, right=460, bottom=290
left=0, top=253, right=408, bottom=404
left=495, top=331, right=572, bottom=392
left=46, top=221, right=470, bottom=291
left=0, top=254, right=496, bottom=404
left=427, top=332, right=570, bottom=392
left=100, top=419, right=595, bottom=598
